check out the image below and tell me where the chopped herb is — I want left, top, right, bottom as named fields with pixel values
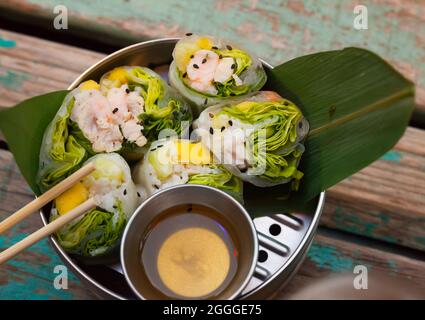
left=209, top=127, right=214, bottom=135
left=283, top=101, right=289, bottom=106
left=193, top=64, right=199, bottom=69
left=226, top=44, right=232, bottom=50
left=112, top=107, right=119, bottom=114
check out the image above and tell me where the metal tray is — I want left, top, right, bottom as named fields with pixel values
left=39, top=39, right=325, bottom=299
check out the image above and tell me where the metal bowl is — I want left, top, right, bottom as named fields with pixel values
left=40, top=38, right=325, bottom=299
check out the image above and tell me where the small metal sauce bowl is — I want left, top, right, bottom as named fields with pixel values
left=120, top=184, right=258, bottom=300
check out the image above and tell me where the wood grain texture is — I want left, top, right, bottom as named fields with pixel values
left=0, top=0, right=424, bottom=119
left=279, top=233, right=425, bottom=299
left=0, top=150, right=96, bottom=299
left=323, top=127, right=425, bottom=251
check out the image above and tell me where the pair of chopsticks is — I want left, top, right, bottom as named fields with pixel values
left=0, top=163, right=97, bottom=265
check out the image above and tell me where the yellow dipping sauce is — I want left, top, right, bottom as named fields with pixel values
left=140, top=204, right=238, bottom=299
left=157, top=227, right=230, bottom=298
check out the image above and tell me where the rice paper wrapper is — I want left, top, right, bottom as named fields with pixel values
left=192, top=91, right=309, bottom=188
left=169, top=34, right=267, bottom=115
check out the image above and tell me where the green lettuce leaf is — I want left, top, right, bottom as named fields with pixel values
left=188, top=166, right=243, bottom=203
left=53, top=202, right=127, bottom=257
left=38, top=98, right=88, bottom=191
left=220, top=100, right=306, bottom=188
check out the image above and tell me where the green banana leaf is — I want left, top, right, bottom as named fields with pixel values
left=0, top=48, right=415, bottom=215
left=0, top=91, right=69, bottom=195
left=244, top=47, right=414, bottom=215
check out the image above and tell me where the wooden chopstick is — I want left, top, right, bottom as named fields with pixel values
left=0, top=162, right=96, bottom=234
left=0, top=198, right=96, bottom=265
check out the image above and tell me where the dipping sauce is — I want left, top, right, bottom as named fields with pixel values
left=140, top=204, right=238, bottom=299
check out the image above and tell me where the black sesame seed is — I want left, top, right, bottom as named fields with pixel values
left=230, top=93, right=236, bottom=96
left=228, top=120, right=233, bottom=126
left=202, top=58, right=207, bottom=64
left=231, top=63, right=236, bottom=69
left=113, top=205, right=117, bottom=209
left=284, top=101, right=289, bottom=106
left=221, top=126, right=225, bottom=132
left=190, top=54, right=194, bottom=59
left=212, top=46, right=218, bottom=50
left=154, top=185, right=159, bottom=189
left=204, top=98, right=208, bottom=105
left=209, top=127, right=214, bottom=135
left=123, top=189, right=127, bottom=195
left=193, top=64, right=199, bottom=69
left=298, top=122, right=303, bottom=128
left=219, top=54, right=223, bottom=59
left=240, top=167, right=248, bottom=173
left=112, top=107, right=119, bottom=114
left=187, top=206, right=193, bottom=213
left=125, top=88, right=130, bottom=94
left=226, top=45, right=233, bottom=50
left=182, top=72, right=187, bottom=78
left=151, top=148, right=156, bottom=151
left=157, top=144, right=163, bottom=148
left=137, top=192, right=141, bottom=198
left=185, top=32, right=193, bottom=36
left=209, top=112, right=214, bottom=118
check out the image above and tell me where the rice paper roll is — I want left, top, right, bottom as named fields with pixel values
left=50, top=153, right=139, bottom=257
left=133, top=139, right=243, bottom=202
left=193, top=91, right=309, bottom=188
left=169, top=34, right=267, bottom=115
left=37, top=66, right=191, bottom=192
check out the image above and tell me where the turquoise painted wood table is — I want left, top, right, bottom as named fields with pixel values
left=0, top=0, right=424, bottom=299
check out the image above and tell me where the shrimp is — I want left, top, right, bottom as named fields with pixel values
left=186, top=49, right=237, bottom=94
left=72, top=90, right=123, bottom=153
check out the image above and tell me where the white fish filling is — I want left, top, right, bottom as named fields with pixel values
left=71, top=85, right=147, bottom=153
left=186, top=50, right=239, bottom=94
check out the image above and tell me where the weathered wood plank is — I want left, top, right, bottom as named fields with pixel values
left=0, top=28, right=424, bottom=251
left=0, top=0, right=424, bottom=119
left=0, top=29, right=104, bottom=107
left=0, top=150, right=96, bottom=299
left=323, top=127, right=425, bottom=251
left=279, top=233, right=425, bottom=299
